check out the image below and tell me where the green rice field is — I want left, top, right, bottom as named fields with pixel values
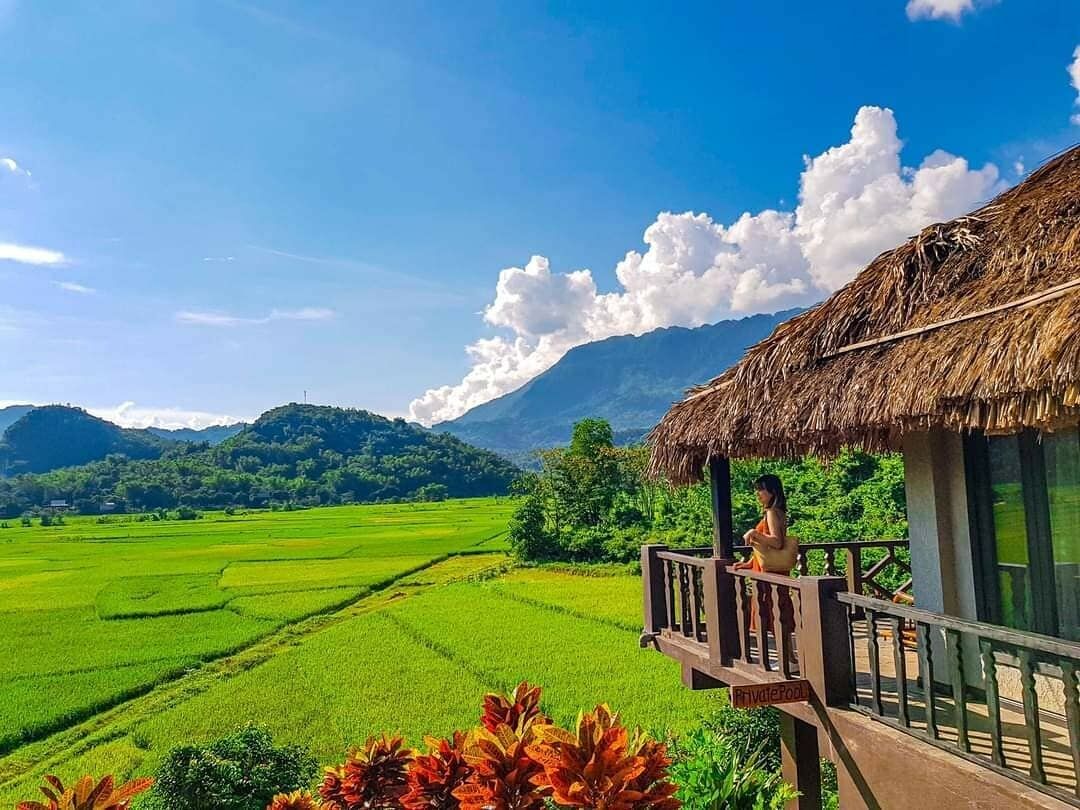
left=0, top=500, right=713, bottom=806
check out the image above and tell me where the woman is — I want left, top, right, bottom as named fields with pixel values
left=733, top=474, right=794, bottom=634
left=733, top=474, right=791, bottom=573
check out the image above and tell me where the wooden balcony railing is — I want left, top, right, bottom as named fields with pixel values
left=837, top=592, right=1080, bottom=805
left=642, top=545, right=852, bottom=705
left=732, top=538, right=912, bottom=601
left=642, top=541, right=1080, bottom=807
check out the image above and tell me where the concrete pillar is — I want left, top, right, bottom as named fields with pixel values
left=902, top=429, right=981, bottom=685
left=902, top=429, right=977, bottom=619
left=780, top=714, right=822, bottom=809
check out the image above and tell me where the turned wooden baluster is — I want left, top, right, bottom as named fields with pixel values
left=824, top=547, right=839, bottom=576
left=734, top=574, right=753, bottom=664
left=916, top=622, right=939, bottom=740
left=1061, top=660, right=1080, bottom=798
left=866, top=610, right=884, bottom=715
left=664, top=560, right=677, bottom=633
left=771, top=584, right=795, bottom=678
left=756, top=580, right=772, bottom=672
left=1017, top=649, right=1045, bottom=784
left=678, top=563, right=692, bottom=637
left=892, top=616, right=909, bottom=727
left=946, top=629, right=969, bottom=754
left=689, top=566, right=704, bottom=642
left=979, top=639, right=1005, bottom=768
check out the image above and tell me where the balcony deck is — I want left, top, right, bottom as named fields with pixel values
left=642, top=542, right=1080, bottom=809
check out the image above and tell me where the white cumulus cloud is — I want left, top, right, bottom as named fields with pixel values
left=89, top=401, right=250, bottom=430
left=0, top=242, right=67, bottom=266
left=56, top=281, right=95, bottom=294
left=175, top=307, right=336, bottom=327
left=0, top=157, right=30, bottom=177
left=409, top=106, right=1002, bottom=426
left=905, top=0, right=986, bottom=22
left=0, top=400, right=250, bottom=430
left=1069, top=45, right=1080, bottom=125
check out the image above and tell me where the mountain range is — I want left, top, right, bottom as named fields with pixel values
left=0, top=404, right=518, bottom=514
left=0, top=404, right=243, bottom=446
left=0, top=307, right=801, bottom=476
left=438, top=308, right=802, bottom=462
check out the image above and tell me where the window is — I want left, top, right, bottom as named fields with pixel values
left=967, top=427, right=1080, bottom=641
left=1045, top=429, right=1080, bottom=641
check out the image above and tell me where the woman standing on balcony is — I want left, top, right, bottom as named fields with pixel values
left=735, top=474, right=794, bottom=573
left=734, top=474, right=796, bottom=630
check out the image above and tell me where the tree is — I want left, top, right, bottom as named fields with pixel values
left=508, top=492, right=559, bottom=560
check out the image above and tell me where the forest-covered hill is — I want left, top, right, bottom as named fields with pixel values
left=0, top=404, right=518, bottom=515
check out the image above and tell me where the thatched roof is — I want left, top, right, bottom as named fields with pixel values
left=650, top=144, right=1080, bottom=483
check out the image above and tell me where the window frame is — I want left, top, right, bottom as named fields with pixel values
left=964, top=429, right=1061, bottom=637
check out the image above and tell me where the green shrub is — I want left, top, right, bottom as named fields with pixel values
left=670, top=725, right=797, bottom=809
left=152, top=724, right=317, bottom=810
left=175, top=506, right=200, bottom=520
left=709, top=703, right=782, bottom=770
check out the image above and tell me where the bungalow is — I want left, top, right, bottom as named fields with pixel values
left=642, top=146, right=1080, bottom=808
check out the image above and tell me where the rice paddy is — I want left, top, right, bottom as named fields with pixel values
left=0, top=500, right=714, bottom=807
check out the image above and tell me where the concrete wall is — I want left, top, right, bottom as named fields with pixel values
left=902, top=429, right=979, bottom=621
left=902, top=429, right=987, bottom=687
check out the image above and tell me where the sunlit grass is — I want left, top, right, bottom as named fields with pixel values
left=0, top=499, right=512, bottom=751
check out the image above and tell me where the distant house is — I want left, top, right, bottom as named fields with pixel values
left=101, top=501, right=117, bottom=512
left=48, top=499, right=69, bottom=510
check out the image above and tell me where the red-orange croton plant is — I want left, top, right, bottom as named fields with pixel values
left=17, top=774, right=153, bottom=810
left=307, top=682, right=679, bottom=810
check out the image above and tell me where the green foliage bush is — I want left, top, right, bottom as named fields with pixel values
left=670, top=725, right=798, bottom=810
left=508, top=417, right=907, bottom=565
left=151, top=724, right=317, bottom=810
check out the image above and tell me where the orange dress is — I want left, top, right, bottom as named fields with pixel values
left=748, top=515, right=779, bottom=631
left=748, top=516, right=770, bottom=573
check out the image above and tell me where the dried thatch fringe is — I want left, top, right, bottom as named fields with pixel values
left=650, top=144, right=1080, bottom=483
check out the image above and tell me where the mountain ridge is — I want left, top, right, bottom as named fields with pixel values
left=0, top=403, right=518, bottom=514
left=438, top=308, right=803, bottom=461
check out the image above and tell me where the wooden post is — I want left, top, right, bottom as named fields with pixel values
left=780, top=713, right=822, bottom=810
left=642, top=544, right=669, bottom=636
left=702, top=557, right=739, bottom=664
left=843, top=545, right=865, bottom=621
left=709, top=455, right=733, bottom=557
left=797, top=576, right=852, bottom=707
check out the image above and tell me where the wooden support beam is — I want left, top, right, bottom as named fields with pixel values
left=798, top=576, right=854, bottom=707
left=709, top=455, right=733, bottom=557
left=641, top=544, right=669, bottom=637
left=781, top=714, right=822, bottom=810
left=681, top=664, right=726, bottom=690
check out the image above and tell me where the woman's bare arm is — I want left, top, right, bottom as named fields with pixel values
left=747, top=508, right=786, bottom=549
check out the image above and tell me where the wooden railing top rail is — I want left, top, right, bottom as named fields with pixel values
left=838, top=592, right=1080, bottom=660
left=724, top=564, right=812, bottom=588
left=732, top=538, right=910, bottom=553
left=656, top=550, right=712, bottom=566
left=667, top=546, right=714, bottom=555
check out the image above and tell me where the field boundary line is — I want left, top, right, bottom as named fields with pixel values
left=483, top=583, right=641, bottom=634
left=0, top=551, right=504, bottom=785
left=379, top=611, right=503, bottom=692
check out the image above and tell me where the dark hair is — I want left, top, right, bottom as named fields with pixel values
left=754, top=474, right=787, bottom=512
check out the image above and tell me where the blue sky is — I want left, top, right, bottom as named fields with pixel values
left=1, top=1, right=1078, bottom=427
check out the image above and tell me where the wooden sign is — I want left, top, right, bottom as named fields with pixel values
left=730, top=679, right=811, bottom=709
